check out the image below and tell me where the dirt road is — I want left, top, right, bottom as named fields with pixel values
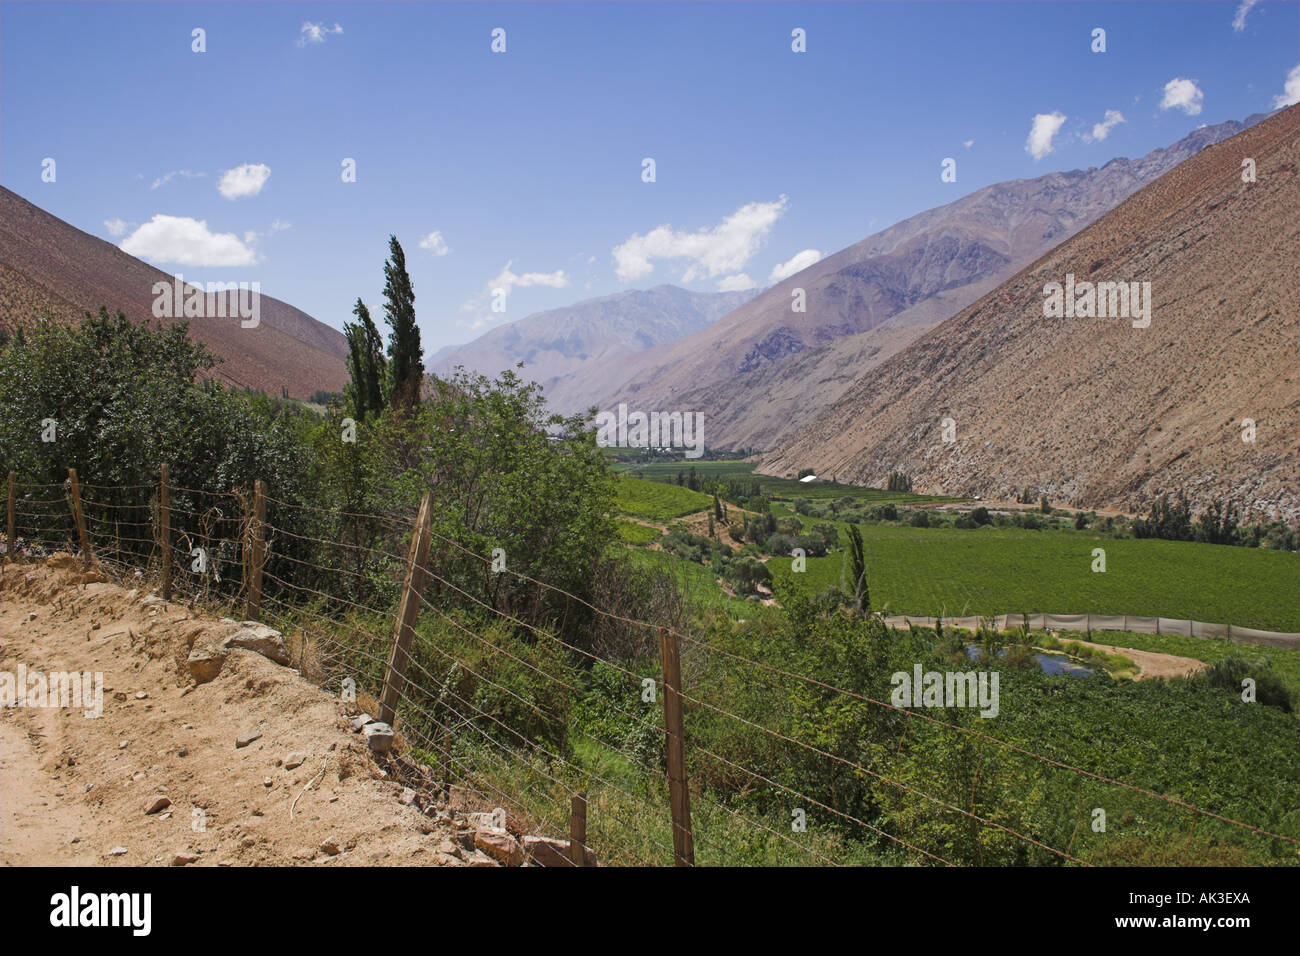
left=0, top=558, right=473, bottom=866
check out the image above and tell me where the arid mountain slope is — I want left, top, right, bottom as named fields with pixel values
left=0, top=187, right=347, bottom=398
left=763, top=105, right=1300, bottom=522
left=597, top=116, right=1269, bottom=448
left=432, top=284, right=757, bottom=412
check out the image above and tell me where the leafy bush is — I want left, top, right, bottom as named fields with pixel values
left=724, top=556, right=773, bottom=595
left=1198, top=656, right=1294, bottom=713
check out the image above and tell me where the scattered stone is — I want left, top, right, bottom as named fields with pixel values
left=186, top=639, right=227, bottom=684
left=319, top=839, right=341, bottom=856
left=177, top=746, right=188, bottom=758
left=25, top=612, right=36, bottom=622
left=523, top=835, right=574, bottom=868
left=134, top=691, right=148, bottom=700
left=145, top=795, right=172, bottom=814
left=263, top=777, right=273, bottom=787
left=235, top=732, right=262, bottom=749
left=141, top=595, right=164, bottom=607
left=466, top=851, right=498, bottom=867
left=106, top=846, right=128, bottom=857
left=170, top=852, right=198, bottom=867
left=523, top=834, right=596, bottom=868
left=363, top=721, right=394, bottom=753
left=118, top=741, right=128, bottom=750
left=284, top=751, right=307, bottom=770
left=466, top=810, right=505, bottom=829
left=433, top=839, right=463, bottom=860
left=222, top=623, right=290, bottom=665
left=399, top=788, right=416, bottom=806
left=348, top=713, right=374, bottom=733
left=474, top=828, right=523, bottom=866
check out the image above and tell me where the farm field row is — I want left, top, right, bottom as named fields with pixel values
left=613, top=459, right=961, bottom=503
left=613, top=475, right=713, bottom=520
left=769, top=522, right=1300, bottom=632
left=611, top=472, right=1300, bottom=632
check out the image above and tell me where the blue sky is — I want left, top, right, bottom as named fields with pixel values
left=2, top=1, right=1297, bottom=351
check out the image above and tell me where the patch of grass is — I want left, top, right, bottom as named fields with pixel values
left=615, top=519, right=661, bottom=545
left=1055, top=629, right=1300, bottom=705
left=771, top=522, right=1300, bottom=632
left=614, top=475, right=713, bottom=520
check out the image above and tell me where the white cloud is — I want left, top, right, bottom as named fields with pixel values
left=120, top=215, right=257, bottom=267
left=1160, top=78, right=1204, bottom=116
left=458, top=261, right=569, bottom=329
left=768, top=248, right=822, bottom=283
left=151, top=169, right=204, bottom=190
left=1233, top=0, right=1260, bottom=32
left=419, top=231, right=449, bottom=256
left=962, top=139, right=974, bottom=149
left=718, top=273, right=756, bottom=292
left=217, top=163, right=271, bottom=200
left=460, top=260, right=566, bottom=323
left=495, top=263, right=568, bottom=291
left=1025, top=112, right=1067, bottom=160
left=1273, top=63, right=1300, bottom=108
left=103, top=218, right=133, bottom=237
left=298, top=21, right=343, bottom=46
left=1085, top=109, right=1126, bottom=142
left=240, top=219, right=291, bottom=246
left=612, top=196, right=788, bottom=283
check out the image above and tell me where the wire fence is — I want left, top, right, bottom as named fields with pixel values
left=4, top=467, right=1298, bottom=867
left=884, top=613, right=1300, bottom=650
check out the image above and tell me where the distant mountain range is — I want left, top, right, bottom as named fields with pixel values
left=0, top=187, right=348, bottom=398
left=591, top=114, right=1275, bottom=451
left=430, top=284, right=760, bottom=411
left=763, top=104, right=1300, bottom=521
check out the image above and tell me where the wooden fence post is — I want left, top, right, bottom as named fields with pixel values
left=66, top=468, right=91, bottom=562
left=246, top=479, right=267, bottom=620
left=159, top=465, right=172, bottom=600
left=658, top=627, right=695, bottom=866
left=440, top=722, right=453, bottom=793
left=6, top=471, right=14, bottom=562
left=378, top=491, right=434, bottom=727
left=569, top=791, right=588, bottom=867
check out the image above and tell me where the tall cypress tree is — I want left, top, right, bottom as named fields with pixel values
left=846, top=523, right=869, bottom=614
left=382, top=236, right=423, bottom=410
left=343, top=298, right=386, bottom=419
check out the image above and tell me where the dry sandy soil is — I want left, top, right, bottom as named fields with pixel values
left=1049, top=637, right=1206, bottom=681
left=0, top=558, right=494, bottom=867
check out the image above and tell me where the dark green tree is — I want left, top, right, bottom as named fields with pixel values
left=844, top=523, right=870, bottom=614
left=343, top=298, right=387, bottom=419
left=381, top=236, right=423, bottom=411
